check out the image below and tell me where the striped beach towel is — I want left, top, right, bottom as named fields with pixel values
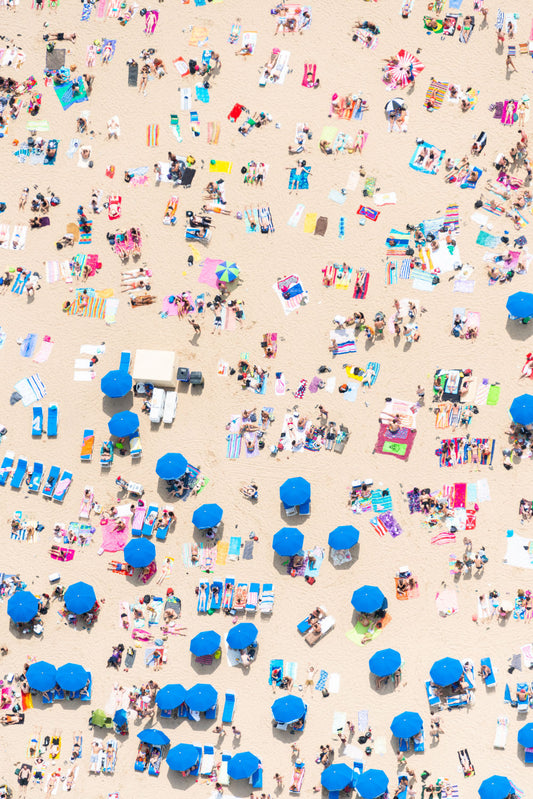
left=226, top=433, right=241, bottom=459
left=79, top=221, right=92, bottom=244
left=445, top=204, right=460, bottom=230
left=46, top=261, right=61, bottom=283
left=67, top=294, right=106, bottom=319
left=426, top=79, right=448, bottom=108
left=293, top=379, right=307, bottom=398
left=370, top=516, right=387, bottom=537
left=147, top=124, right=159, bottom=147
left=107, top=0, right=120, bottom=17
left=14, top=373, right=47, bottom=406
left=474, top=381, right=490, bottom=405
left=431, top=529, right=456, bottom=545
left=387, top=260, right=399, bottom=285
left=371, top=490, right=392, bottom=513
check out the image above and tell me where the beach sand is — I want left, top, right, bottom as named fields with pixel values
left=1, top=0, right=533, bottom=796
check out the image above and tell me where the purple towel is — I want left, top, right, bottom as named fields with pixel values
left=379, top=511, right=403, bottom=538
left=308, top=376, right=321, bottom=393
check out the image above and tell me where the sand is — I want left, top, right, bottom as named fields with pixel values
left=1, top=0, right=533, bottom=796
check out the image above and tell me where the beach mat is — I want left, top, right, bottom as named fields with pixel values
left=128, top=62, right=139, bottom=86
left=46, top=48, right=66, bottom=71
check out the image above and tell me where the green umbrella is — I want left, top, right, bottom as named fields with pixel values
left=216, top=262, right=239, bottom=283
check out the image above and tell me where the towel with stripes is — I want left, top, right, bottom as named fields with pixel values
left=79, top=220, right=92, bottom=244
left=371, top=490, right=392, bottom=513
left=226, top=433, right=241, bottom=459
left=147, top=124, right=159, bottom=146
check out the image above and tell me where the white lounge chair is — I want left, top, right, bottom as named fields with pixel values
left=163, top=391, right=177, bottom=424
left=305, top=615, right=335, bottom=646
left=493, top=716, right=508, bottom=749
left=130, top=435, right=142, bottom=459
left=259, top=583, right=274, bottom=613
left=149, top=388, right=165, bottom=423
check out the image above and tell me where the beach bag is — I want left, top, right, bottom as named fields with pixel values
left=321, top=688, right=329, bottom=697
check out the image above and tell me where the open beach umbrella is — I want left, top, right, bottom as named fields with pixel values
left=101, top=369, right=132, bottom=398
left=123, top=538, right=156, bottom=568
left=430, top=657, right=463, bottom=687
left=351, top=585, right=386, bottom=614
left=509, top=394, right=533, bottom=425
left=155, top=683, right=186, bottom=710
left=478, top=776, right=514, bottom=799
left=384, top=98, right=405, bottom=114
left=518, top=722, right=533, bottom=747
left=167, top=743, right=199, bottom=772
left=271, top=695, right=306, bottom=724
left=56, top=663, right=89, bottom=692
left=137, top=729, right=170, bottom=746
left=506, top=291, right=533, bottom=319
left=321, top=763, right=356, bottom=791
left=279, top=476, right=311, bottom=506
left=156, top=452, right=187, bottom=480
left=192, top=503, right=223, bottom=529
left=226, top=622, right=258, bottom=650
left=227, top=752, right=260, bottom=780
left=355, top=769, right=389, bottom=799
left=184, top=683, right=218, bottom=712
left=390, top=711, right=423, bottom=739
left=369, top=649, right=402, bottom=677
left=64, top=581, right=96, bottom=614
left=387, top=49, right=424, bottom=88
left=108, top=410, right=139, bottom=437
left=190, top=630, right=221, bottom=657
left=272, top=527, right=304, bottom=556
left=328, top=525, right=360, bottom=550
left=26, top=661, right=57, bottom=692
left=113, top=709, right=128, bottom=729
left=216, top=262, right=239, bottom=283
left=7, top=590, right=39, bottom=623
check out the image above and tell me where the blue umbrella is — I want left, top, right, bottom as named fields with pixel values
left=113, top=709, right=128, bottom=728
left=354, top=769, right=389, bottom=799
left=167, top=744, right=200, bottom=772
left=192, top=503, right=223, bottom=529
left=156, top=452, right=187, bottom=480
left=509, top=394, right=533, bottom=425
left=64, top=581, right=97, bottom=614
left=226, top=622, right=258, bottom=650
left=227, top=752, right=260, bottom=780
left=351, top=585, right=386, bottom=614
left=26, top=661, right=57, bottom=692
left=478, top=776, right=514, bottom=799
left=321, top=763, right=356, bottom=791
left=101, top=369, right=132, bottom=398
left=7, top=590, right=39, bottom=623
left=271, top=695, right=306, bottom=724
left=56, top=663, right=89, bottom=692
left=272, top=527, right=304, bottom=556
left=137, top=729, right=170, bottom=746
left=155, top=684, right=186, bottom=710
left=506, top=291, right=533, bottom=319
left=279, top=476, right=311, bottom=506
left=108, top=410, right=139, bottom=437
left=185, top=683, right=218, bottom=712
left=430, top=657, right=463, bottom=687
left=328, top=525, right=360, bottom=550
left=190, top=630, right=221, bottom=657
left=124, top=538, right=156, bottom=567
left=518, top=722, right=533, bottom=747
left=369, top=649, right=402, bottom=678
left=390, top=712, right=423, bottom=739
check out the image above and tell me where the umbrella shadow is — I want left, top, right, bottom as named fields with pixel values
left=505, top=318, right=533, bottom=340
left=102, top=395, right=134, bottom=417
left=278, top=504, right=310, bottom=524
left=189, top=655, right=221, bottom=676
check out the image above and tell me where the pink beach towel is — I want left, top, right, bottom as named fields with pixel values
left=162, top=297, right=180, bottom=317
left=453, top=482, right=466, bottom=508
left=33, top=336, right=54, bottom=363
left=101, top=518, right=130, bottom=552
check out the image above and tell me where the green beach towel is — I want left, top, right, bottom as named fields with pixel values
left=383, top=441, right=407, bottom=456
left=486, top=385, right=500, bottom=405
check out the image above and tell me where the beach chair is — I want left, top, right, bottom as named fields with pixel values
left=250, top=765, right=263, bottom=789
left=525, top=746, right=533, bottom=763
left=119, top=351, right=131, bottom=372
left=305, top=615, right=335, bottom=646
left=269, top=659, right=283, bottom=686
left=246, top=582, right=260, bottom=611
left=413, top=728, right=424, bottom=752
left=197, top=581, right=209, bottom=612
left=42, top=465, right=60, bottom=497
left=32, top=406, right=43, bottom=437
left=190, top=744, right=202, bottom=777
left=102, top=740, right=117, bottom=774
left=100, top=442, right=114, bottom=467
left=218, top=752, right=231, bottom=786
left=28, top=462, right=44, bottom=492
left=234, top=582, right=248, bottom=610
left=334, top=424, right=350, bottom=453
left=210, top=580, right=223, bottom=611
left=517, top=683, right=529, bottom=713
left=289, top=761, right=305, bottom=794
left=135, top=742, right=150, bottom=771
left=10, top=458, right=28, bottom=489
left=53, top=470, right=73, bottom=502
left=0, top=451, right=15, bottom=486
left=205, top=703, right=217, bottom=720
left=79, top=486, right=94, bottom=519
left=148, top=746, right=161, bottom=776
left=480, top=657, right=496, bottom=687
left=200, top=745, right=215, bottom=775
left=299, top=500, right=310, bottom=515
left=398, top=738, right=410, bottom=752
left=284, top=505, right=298, bottom=516
left=80, top=429, right=94, bottom=461
left=131, top=504, right=146, bottom=537
left=141, top=505, right=158, bottom=537
left=149, top=388, right=165, bottom=424
left=129, top=434, right=142, bottom=459
left=222, top=577, right=235, bottom=610
left=222, top=691, right=235, bottom=723
left=155, top=516, right=171, bottom=541
left=260, top=583, right=274, bottom=613
left=425, top=681, right=441, bottom=709
left=163, top=391, right=177, bottom=424
left=493, top=717, right=508, bottom=749
left=47, top=404, right=58, bottom=437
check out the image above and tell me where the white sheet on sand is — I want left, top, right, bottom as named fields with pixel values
left=75, top=359, right=92, bottom=370
left=74, top=371, right=95, bottom=381
left=80, top=344, right=106, bottom=356
left=325, top=376, right=336, bottom=393
left=225, top=643, right=241, bottom=667
left=428, top=238, right=461, bottom=273
left=345, top=170, right=360, bottom=191
left=504, top=530, right=533, bottom=569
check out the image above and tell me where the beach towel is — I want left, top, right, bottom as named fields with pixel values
left=288, top=204, right=305, bottom=227
left=315, top=669, right=328, bottom=691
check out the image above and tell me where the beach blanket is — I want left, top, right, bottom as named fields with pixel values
left=374, top=424, right=416, bottom=460
left=100, top=519, right=130, bottom=552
